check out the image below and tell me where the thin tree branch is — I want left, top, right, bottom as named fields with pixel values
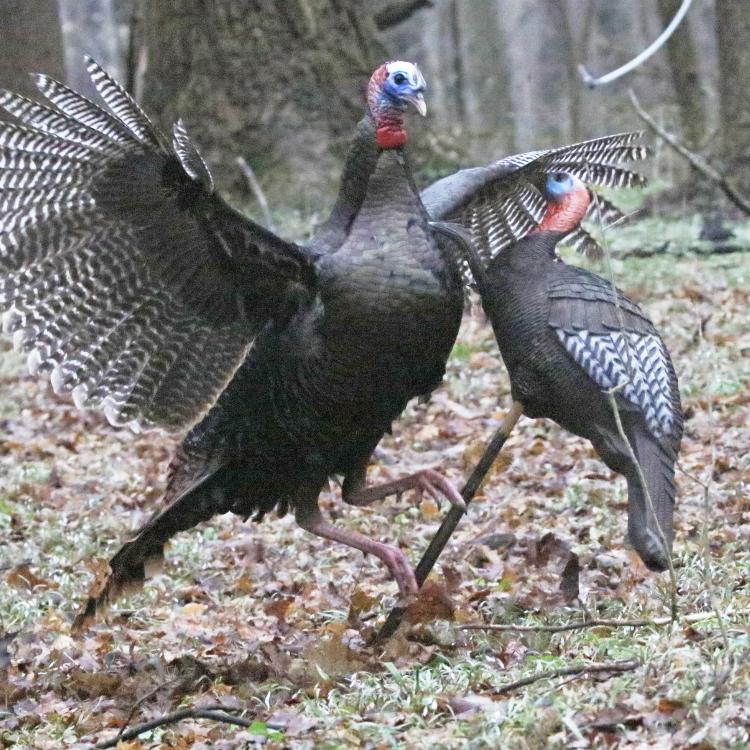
left=375, top=401, right=523, bottom=643
left=463, top=612, right=715, bottom=633
left=494, top=659, right=641, bottom=695
left=374, top=0, right=434, bottom=30
left=462, top=618, right=671, bottom=633
left=96, top=704, right=255, bottom=749
left=115, top=677, right=179, bottom=743
left=628, top=90, right=750, bottom=216
left=578, top=0, right=694, bottom=87
left=619, top=242, right=750, bottom=260
left=236, top=156, right=275, bottom=230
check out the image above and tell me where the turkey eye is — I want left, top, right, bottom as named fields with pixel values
left=393, top=73, right=407, bottom=85
left=552, top=172, right=565, bottom=182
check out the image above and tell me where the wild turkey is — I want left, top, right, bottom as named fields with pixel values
left=475, top=172, right=682, bottom=570
left=0, top=58, right=650, bottom=617
left=0, top=59, right=468, bottom=614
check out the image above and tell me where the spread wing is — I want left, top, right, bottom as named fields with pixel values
left=421, top=132, right=649, bottom=272
left=547, top=269, right=682, bottom=445
left=0, top=58, right=316, bottom=432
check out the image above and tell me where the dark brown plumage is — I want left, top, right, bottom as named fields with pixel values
left=478, top=174, right=682, bottom=570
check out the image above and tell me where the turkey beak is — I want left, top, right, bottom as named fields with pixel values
left=407, top=91, right=427, bottom=117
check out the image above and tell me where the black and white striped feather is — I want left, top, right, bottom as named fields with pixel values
left=421, top=132, right=649, bottom=278
left=0, top=59, right=316, bottom=432
left=547, top=275, right=681, bottom=442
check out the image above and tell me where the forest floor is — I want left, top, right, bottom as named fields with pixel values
left=0, top=215, right=749, bottom=749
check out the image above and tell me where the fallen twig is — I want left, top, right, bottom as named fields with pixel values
left=462, top=617, right=670, bottom=633
left=494, top=659, right=641, bottom=695
left=96, top=704, right=255, bottom=749
left=629, top=91, right=750, bottom=216
left=115, top=677, right=179, bottom=744
left=236, top=156, right=275, bottom=230
left=463, top=612, right=715, bottom=634
left=619, top=242, right=750, bottom=260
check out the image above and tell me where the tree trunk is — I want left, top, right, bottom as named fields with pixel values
left=139, top=0, right=392, bottom=212
left=0, top=0, right=65, bottom=97
left=455, top=0, right=515, bottom=158
left=656, top=0, right=705, bottom=148
left=715, top=0, right=750, bottom=192
left=59, top=0, right=122, bottom=100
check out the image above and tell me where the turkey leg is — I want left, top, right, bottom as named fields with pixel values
left=295, top=502, right=418, bottom=601
left=343, top=468, right=466, bottom=510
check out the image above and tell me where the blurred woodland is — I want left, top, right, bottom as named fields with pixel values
left=1, top=0, right=748, bottom=216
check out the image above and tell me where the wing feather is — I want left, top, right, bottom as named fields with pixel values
left=547, top=271, right=682, bottom=444
left=0, top=59, right=316, bottom=432
left=422, top=132, right=650, bottom=272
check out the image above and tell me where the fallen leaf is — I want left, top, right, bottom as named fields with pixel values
left=5, top=563, right=56, bottom=591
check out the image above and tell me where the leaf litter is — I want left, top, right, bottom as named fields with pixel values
left=0, top=233, right=749, bottom=748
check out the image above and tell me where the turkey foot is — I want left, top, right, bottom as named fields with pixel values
left=296, top=504, right=418, bottom=603
left=344, top=468, right=466, bottom=511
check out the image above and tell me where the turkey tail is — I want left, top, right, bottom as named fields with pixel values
left=624, top=430, right=677, bottom=572
left=73, top=460, right=227, bottom=630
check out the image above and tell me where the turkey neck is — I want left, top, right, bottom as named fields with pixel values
left=313, top=116, right=380, bottom=250
left=490, top=230, right=565, bottom=273
left=482, top=230, right=565, bottom=369
left=316, top=115, right=462, bottom=400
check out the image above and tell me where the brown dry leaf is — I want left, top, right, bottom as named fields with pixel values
left=657, top=697, right=685, bottom=714
left=559, top=552, right=581, bottom=602
left=463, top=438, right=513, bottom=478
left=264, top=597, right=294, bottom=622
left=348, top=589, right=379, bottom=620
left=235, top=574, right=254, bottom=594
left=405, top=580, right=455, bottom=625
left=80, top=557, right=112, bottom=599
left=302, top=631, right=368, bottom=680
left=180, top=602, right=208, bottom=618
left=5, top=563, right=56, bottom=591
left=64, top=669, right=122, bottom=699
left=420, top=496, right=441, bottom=520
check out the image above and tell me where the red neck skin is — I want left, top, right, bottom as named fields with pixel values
left=532, top=185, right=590, bottom=235
left=374, top=109, right=407, bottom=149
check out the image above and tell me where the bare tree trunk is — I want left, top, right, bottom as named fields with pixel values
left=138, top=0, right=398, bottom=212
left=448, top=0, right=466, bottom=126
left=0, top=0, right=65, bottom=97
left=715, top=0, right=750, bottom=191
left=456, top=0, right=515, bottom=157
left=59, top=0, right=122, bottom=100
left=656, top=0, right=705, bottom=148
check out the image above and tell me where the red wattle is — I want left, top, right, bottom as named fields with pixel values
left=376, top=124, right=407, bottom=149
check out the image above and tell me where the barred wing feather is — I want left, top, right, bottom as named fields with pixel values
left=421, top=132, right=649, bottom=272
left=0, top=59, right=316, bottom=432
left=547, top=272, right=682, bottom=444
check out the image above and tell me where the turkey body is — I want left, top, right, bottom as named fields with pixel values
left=132, top=122, right=463, bottom=550
left=483, top=233, right=682, bottom=570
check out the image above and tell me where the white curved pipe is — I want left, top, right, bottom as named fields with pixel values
left=578, top=0, right=694, bottom=88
